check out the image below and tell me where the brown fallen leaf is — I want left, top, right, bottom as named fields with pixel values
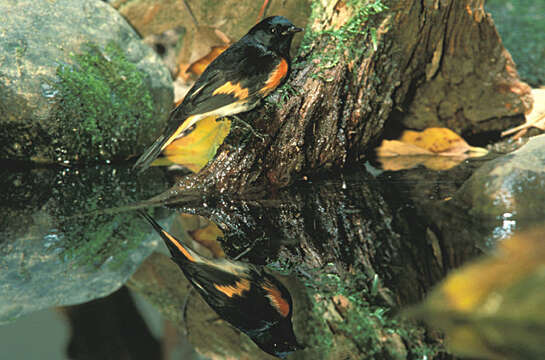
left=376, top=127, right=488, bottom=171
left=151, top=116, right=231, bottom=173
left=502, top=88, right=545, bottom=139
left=188, top=221, right=225, bottom=259
left=406, top=227, right=545, bottom=360
left=177, top=26, right=230, bottom=80
left=171, top=213, right=225, bottom=259
left=187, top=45, right=229, bottom=76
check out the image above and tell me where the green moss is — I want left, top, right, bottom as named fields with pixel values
left=52, top=42, right=155, bottom=163
left=298, top=0, right=387, bottom=75
left=303, top=267, right=442, bottom=359
left=47, top=165, right=169, bottom=270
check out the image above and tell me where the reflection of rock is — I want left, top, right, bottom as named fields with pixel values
left=0, top=165, right=168, bottom=324
left=454, top=134, right=545, bottom=233
left=0, top=0, right=172, bottom=163
left=59, top=287, right=161, bottom=360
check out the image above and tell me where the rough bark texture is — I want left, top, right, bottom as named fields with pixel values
left=156, top=0, right=532, bottom=197
left=394, top=0, right=532, bottom=134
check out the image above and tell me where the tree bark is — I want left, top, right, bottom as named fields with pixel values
left=162, top=0, right=531, bottom=196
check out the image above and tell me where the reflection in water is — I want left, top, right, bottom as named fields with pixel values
left=2, top=160, right=537, bottom=359
left=139, top=211, right=300, bottom=359
left=408, top=226, right=545, bottom=360
left=0, top=164, right=168, bottom=324
left=59, top=287, right=161, bottom=360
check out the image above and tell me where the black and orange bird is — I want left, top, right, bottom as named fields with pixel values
left=139, top=211, right=301, bottom=358
left=133, top=16, right=302, bottom=172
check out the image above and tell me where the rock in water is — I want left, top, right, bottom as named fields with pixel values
left=0, top=0, right=173, bottom=163
left=454, top=134, right=545, bottom=239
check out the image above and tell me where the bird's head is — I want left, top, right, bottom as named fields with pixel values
left=251, top=317, right=304, bottom=358
left=248, top=16, right=303, bottom=58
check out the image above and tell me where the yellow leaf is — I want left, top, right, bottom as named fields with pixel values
left=376, top=127, right=488, bottom=171
left=152, top=116, right=231, bottom=173
left=400, top=128, right=470, bottom=155
left=169, top=213, right=226, bottom=259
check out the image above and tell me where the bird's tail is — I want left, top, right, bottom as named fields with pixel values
left=132, top=134, right=169, bottom=174
left=132, top=112, right=198, bottom=173
left=138, top=210, right=202, bottom=264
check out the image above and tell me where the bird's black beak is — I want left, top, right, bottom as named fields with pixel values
left=283, top=25, right=303, bottom=35
left=291, top=25, right=303, bottom=33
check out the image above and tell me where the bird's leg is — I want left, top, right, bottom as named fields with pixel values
left=229, top=116, right=267, bottom=142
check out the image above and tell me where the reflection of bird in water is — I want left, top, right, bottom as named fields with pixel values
left=139, top=211, right=301, bottom=358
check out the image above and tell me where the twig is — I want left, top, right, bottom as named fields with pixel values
left=256, top=0, right=270, bottom=23
left=182, top=0, right=199, bottom=27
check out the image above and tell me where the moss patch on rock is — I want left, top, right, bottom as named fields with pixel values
left=52, top=42, right=156, bottom=163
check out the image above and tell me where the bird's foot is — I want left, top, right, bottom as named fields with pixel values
left=230, top=116, right=267, bottom=142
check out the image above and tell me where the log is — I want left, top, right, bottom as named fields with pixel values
left=160, top=0, right=531, bottom=197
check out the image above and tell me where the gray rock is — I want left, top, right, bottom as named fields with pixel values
left=455, top=134, right=545, bottom=226
left=0, top=0, right=173, bottom=163
left=0, top=165, right=169, bottom=324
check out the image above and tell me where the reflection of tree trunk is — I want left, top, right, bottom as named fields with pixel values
left=171, top=168, right=482, bottom=307
left=139, top=168, right=482, bottom=358
left=168, top=0, right=531, bottom=195
left=58, top=287, right=161, bottom=360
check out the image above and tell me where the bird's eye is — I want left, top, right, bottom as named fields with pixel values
left=271, top=28, right=277, bottom=34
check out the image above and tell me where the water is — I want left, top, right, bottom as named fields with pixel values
left=0, top=159, right=541, bottom=359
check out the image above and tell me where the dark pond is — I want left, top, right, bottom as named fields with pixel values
left=0, top=155, right=542, bottom=359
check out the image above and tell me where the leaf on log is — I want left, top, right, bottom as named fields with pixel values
left=376, top=128, right=488, bottom=171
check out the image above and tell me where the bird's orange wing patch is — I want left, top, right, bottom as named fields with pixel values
left=260, top=58, right=288, bottom=95
left=214, top=279, right=251, bottom=298
left=263, top=281, right=290, bottom=317
left=161, top=230, right=196, bottom=263
left=213, top=81, right=249, bottom=99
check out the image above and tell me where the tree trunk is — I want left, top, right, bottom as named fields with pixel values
left=162, top=0, right=531, bottom=198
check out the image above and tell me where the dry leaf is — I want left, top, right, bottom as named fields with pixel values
left=188, top=222, right=225, bottom=258
left=174, top=214, right=225, bottom=258
left=376, top=127, right=488, bottom=171
left=169, top=214, right=225, bottom=259
left=400, top=128, right=474, bottom=155
left=177, top=26, right=230, bottom=80
left=407, top=227, right=545, bottom=359
left=152, top=116, right=231, bottom=173
left=187, top=45, right=229, bottom=76
left=502, top=88, right=545, bottom=138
